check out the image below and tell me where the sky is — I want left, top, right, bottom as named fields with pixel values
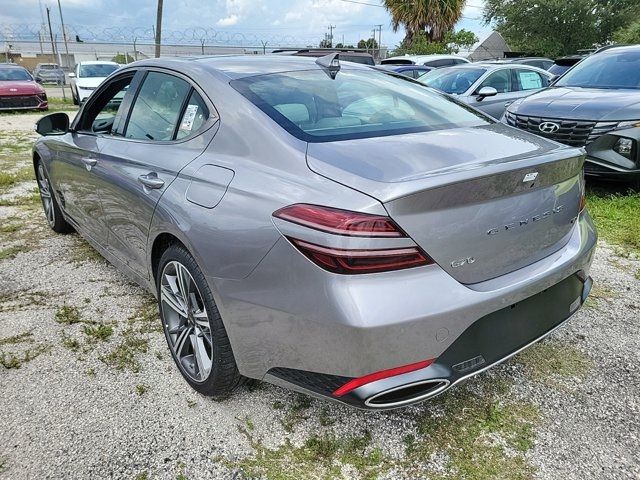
left=0, top=0, right=492, bottom=48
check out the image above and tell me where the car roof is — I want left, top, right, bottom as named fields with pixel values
left=126, top=55, right=372, bottom=80
left=428, top=63, right=551, bottom=74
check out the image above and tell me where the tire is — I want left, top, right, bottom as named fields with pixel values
left=71, top=88, right=79, bottom=105
left=157, top=244, right=243, bottom=398
left=36, top=161, right=73, bottom=234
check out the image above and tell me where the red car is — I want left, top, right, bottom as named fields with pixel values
left=0, top=64, right=48, bottom=111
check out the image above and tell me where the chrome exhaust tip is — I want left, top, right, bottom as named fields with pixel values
left=364, top=379, right=450, bottom=408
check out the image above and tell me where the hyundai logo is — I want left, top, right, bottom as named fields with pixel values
left=539, top=121, right=560, bottom=134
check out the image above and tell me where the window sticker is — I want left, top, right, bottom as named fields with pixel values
left=519, top=72, right=542, bottom=90
left=180, top=104, right=199, bottom=131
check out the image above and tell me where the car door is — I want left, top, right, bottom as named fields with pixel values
left=95, top=69, right=216, bottom=278
left=50, top=71, right=138, bottom=242
left=468, top=68, right=521, bottom=118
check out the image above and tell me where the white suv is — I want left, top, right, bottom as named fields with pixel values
left=69, top=61, right=120, bottom=104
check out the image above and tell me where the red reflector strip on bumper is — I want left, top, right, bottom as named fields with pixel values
left=333, top=358, right=435, bottom=397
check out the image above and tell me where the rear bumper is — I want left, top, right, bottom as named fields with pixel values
left=210, top=210, right=596, bottom=405
left=269, top=273, right=592, bottom=409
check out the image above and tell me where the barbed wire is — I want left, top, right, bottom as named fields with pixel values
left=0, top=23, right=331, bottom=47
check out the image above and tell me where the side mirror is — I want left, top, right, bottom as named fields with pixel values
left=68, top=72, right=75, bottom=78
left=35, top=78, right=43, bottom=84
left=36, top=112, right=70, bottom=136
left=476, top=86, right=498, bottom=100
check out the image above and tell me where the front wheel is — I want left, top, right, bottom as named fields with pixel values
left=36, top=162, right=73, bottom=233
left=157, top=244, right=243, bottom=398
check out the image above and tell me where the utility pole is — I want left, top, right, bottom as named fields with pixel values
left=45, top=7, right=57, bottom=63
left=154, top=0, right=163, bottom=58
left=373, top=24, right=382, bottom=60
left=261, top=40, right=268, bottom=55
left=327, top=25, right=335, bottom=48
left=57, top=0, right=70, bottom=69
left=133, top=37, right=137, bottom=60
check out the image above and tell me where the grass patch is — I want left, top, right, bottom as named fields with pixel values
left=82, top=323, right=114, bottom=342
left=0, top=244, right=30, bottom=261
left=101, top=327, right=149, bottom=372
left=586, top=187, right=640, bottom=256
left=515, top=341, right=592, bottom=381
left=55, top=305, right=82, bottom=325
left=0, top=331, right=33, bottom=346
left=61, top=333, right=81, bottom=351
left=135, top=384, right=149, bottom=396
left=0, top=344, right=51, bottom=369
left=584, top=284, right=620, bottom=309
left=70, top=236, right=105, bottom=264
left=231, top=428, right=390, bottom=480
left=407, top=379, right=540, bottom=480
left=0, top=167, right=34, bottom=193
left=280, top=393, right=313, bottom=433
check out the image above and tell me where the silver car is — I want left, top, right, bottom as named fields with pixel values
left=33, top=55, right=596, bottom=409
left=417, top=63, right=553, bottom=118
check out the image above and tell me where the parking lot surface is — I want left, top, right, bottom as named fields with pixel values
left=1, top=111, right=639, bottom=479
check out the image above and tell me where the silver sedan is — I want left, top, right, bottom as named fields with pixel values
left=32, top=55, right=595, bottom=409
left=417, top=63, right=553, bottom=118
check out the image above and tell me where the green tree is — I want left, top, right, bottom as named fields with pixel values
left=483, top=0, right=640, bottom=57
left=392, top=29, right=477, bottom=56
left=383, top=0, right=466, bottom=45
left=614, top=20, right=640, bottom=44
left=357, top=37, right=379, bottom=50
left=112, top=53, right=134, bottom=64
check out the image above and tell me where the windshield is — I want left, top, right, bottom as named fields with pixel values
left=417, top=67, right=486, bottom=94
left=79, top=64, right=119, bottom=78
left=555, top=50, right=640, bottom=89
left=0, top=68, right=33, bottom=81
left=231, top=69, right=491, bottom=142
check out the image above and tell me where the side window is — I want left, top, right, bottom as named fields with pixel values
left=478, top=69, right=512, bottom=93
left=427, top=59, right=450, bottom=68
left=78, top=74, right=134, bottom=134
left=175, top=90, right=210, bottom=140
left=125, top=72, right=191, bottom=141
left=515, top=69, right=548, bottom=91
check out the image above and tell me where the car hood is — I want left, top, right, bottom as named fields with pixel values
left=0, top=81, right=44, bottom=95
left=510, top=86, right=640, bottom=121
left=76, top=77, right=107, bottom=88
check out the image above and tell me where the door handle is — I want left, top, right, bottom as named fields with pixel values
left=138, top=172, right=165, bottom=190
left=81, top=157, right=97, bottom=170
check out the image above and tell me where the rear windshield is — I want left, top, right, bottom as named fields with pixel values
left=380, top=59, right=414, bottom=65
left=555, top=50, right=640, bottom=89
left=0, top=68, right=32, bottom=81
left=79, top=64, right=119, bottom=78
left=340, top=55, right=374, bottom=66
left=231, top=69, right=490, bottom=142
left=417, top=67, right=486, bottom=94
left=547, top=64, right=572, bottom=76
left=39, top=64, right=59, bottom=70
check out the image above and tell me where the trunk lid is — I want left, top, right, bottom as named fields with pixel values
left=306, top=123, right=584, bottom=284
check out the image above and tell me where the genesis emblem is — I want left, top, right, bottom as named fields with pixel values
left=539, top=122, right=560, bottom=134
left=523, top=172, right=538, bottom=182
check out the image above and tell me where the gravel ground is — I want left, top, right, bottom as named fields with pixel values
left=0, top=112, right=639, bottom=479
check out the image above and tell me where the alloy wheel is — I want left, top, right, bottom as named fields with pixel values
left=37, top=164, right=55, bottom=227
left=160, top=260, right=213, bottom=382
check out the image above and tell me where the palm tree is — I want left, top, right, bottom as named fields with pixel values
left=383, top=0, right=467, bottom=45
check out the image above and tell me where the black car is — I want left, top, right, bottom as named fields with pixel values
left=503, top=45, right=640, bottom=181
left=547, top=55, right=585, bottom=77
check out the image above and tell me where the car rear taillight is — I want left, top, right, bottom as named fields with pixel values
left=273, top=204, right=433, bottom=274
left=578, top=174, right=586, bottom=213
left=273, top=204, right=402, bottom=237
